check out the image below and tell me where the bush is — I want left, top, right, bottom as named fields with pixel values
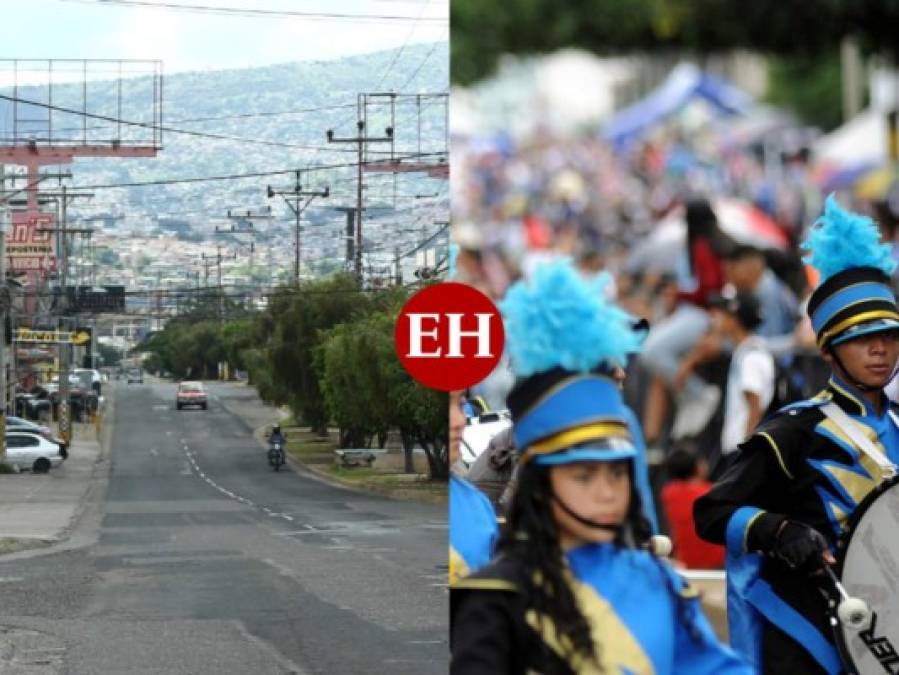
left=0, top=462, right=17, bottom=474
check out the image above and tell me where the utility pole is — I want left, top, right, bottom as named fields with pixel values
left=327, top=206, right=361, bottom=273
left=35, top=186, right=92, bottom=446
left=59, top=185, right=70, bottom=444
left=0, top=165, right=7, bottom=464
left=200, top=247, right=234, bottom=322
left=327, top=118, right=393, bottom=284
left=267, top=171, right=328, bottom=285
left=220, top=207, right=269, bottom=285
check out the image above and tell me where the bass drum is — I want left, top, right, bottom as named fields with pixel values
left=834, top=475, right=899, bottom=674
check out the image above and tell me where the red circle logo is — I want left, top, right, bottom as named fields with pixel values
left=395, top=282, right=505, bottom=391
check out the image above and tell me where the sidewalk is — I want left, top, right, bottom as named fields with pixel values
left=0, top=427, right=103, bottom=556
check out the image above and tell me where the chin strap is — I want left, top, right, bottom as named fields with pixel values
left=549, top=492, right=673, bottom=555
left=550, top=492, right=622, bottom=533
left=829, top=348, right=899, bottom=392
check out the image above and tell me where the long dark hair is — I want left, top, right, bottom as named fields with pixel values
left=498, top=461, right=701, bottom=668
left=685, top=198, right=736, bottom=268
left=497, top=463, right=599, bottom=667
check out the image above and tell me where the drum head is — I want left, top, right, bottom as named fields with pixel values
left=835, top=476, right=899, bottom=673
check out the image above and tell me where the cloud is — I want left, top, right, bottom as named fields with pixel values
left=9, top=0, right=448, bottom=75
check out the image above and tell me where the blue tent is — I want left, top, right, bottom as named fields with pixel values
left=603, top=63, right=754, bottom=151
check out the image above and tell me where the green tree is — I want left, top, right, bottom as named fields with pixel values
left=318, top=306, right=448, bottom=480
left=143, top=319, right=226, bottom=379
left=221, top=319, right=255, bottom=372
left=451, top=0, right=899, bottom=86
left=318, top=319, right=390, bottom=449
left=766, top=52, right=846, bottom=132
left=263, top=274, right=371, bottom=433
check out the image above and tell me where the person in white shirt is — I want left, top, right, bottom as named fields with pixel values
left=709, top=289, right=775, bottom=458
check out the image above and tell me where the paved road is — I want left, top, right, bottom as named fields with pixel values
left=0, top=381, right=448, bottom=674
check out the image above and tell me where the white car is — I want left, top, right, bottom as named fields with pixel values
left=4, top=431, right=65, bottom=473
left=6, top=416, right=69, bottom=458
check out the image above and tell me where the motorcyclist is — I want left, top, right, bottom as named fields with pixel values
left=268, top=425, right=285, bottom=447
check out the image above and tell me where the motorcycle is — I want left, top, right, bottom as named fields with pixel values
left=267, top=442, right=285, bottom=471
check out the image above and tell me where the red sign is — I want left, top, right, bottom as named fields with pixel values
left=7, top=211, right=56, bottom=278
left=395, top=282, right=504, bottom=392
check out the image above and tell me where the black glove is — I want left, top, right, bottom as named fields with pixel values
left=771, top=521, right=829, bottom=573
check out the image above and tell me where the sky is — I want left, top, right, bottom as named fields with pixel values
left=1, top=0, right=448, bottom=80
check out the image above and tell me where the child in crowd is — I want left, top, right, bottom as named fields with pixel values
left=660, top=449, right=724, bottom=569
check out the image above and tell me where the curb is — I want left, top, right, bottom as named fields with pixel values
left=217, top=381, right=447, bottom=505
left=251, top=419, right=446, bottom=505
left=0, top=384, right=115, bottom=562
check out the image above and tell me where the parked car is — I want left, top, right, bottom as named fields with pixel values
left=176, top=381, right=207, bottom=410
left=14, top=392, right=51, bottom=421
left=127, top=368, right=143, bottom=384
left=73, top=368, right=102, bottom=395
left=6, top=416, right=68, bottom=458
left=5, top=431, right=65, bottom=473
left=48, top=385, right=99, bottom=423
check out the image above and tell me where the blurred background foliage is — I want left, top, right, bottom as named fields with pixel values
left=452, top=0, right=899, bottom=131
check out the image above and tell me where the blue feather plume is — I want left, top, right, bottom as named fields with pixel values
left=499, top=259, right=643, bottom=377
left=802, top=194, right=896, bottom=283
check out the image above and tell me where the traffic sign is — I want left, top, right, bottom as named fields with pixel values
left=15, top=329, right=75, bottom=344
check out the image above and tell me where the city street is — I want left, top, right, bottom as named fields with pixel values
left=0, top=381, right=448, bottom=674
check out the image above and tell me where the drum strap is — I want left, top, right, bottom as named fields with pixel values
left=821, top=403, right=898, bottom=479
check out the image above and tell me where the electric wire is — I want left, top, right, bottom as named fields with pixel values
left=58, top=0, right=447, bottom=24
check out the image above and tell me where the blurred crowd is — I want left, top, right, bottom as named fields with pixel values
left=452, top=118, right=899, bottom=569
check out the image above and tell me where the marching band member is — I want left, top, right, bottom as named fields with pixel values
left=449, top=389, right=501, bottom=585
left=695, top=196, right=899, bottom=673
left=451, top=260, right=750, bottom=674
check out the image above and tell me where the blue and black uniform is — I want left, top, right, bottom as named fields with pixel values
left=695, top=196, right=899, bottom=674
left=452, top=543, right=751, bottom=674
left=449, top=474, right=499, bottom=585
left=695, top=378, right=899, bottom=673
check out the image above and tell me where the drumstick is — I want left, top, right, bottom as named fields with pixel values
left=824, top=567, right=871, bottom=631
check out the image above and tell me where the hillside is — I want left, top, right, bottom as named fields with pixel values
left=0, top=43, right=449, bottom=282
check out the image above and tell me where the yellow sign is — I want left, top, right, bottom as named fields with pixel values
left=72, top=331, right=91, bottom=346
left=15, top=329, right=73, bottom=344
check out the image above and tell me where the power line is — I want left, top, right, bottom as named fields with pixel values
left=0, top=94, right=358, bottom=152
left=45, top=103, right=361, bottom=135
left=57, top=153, right=443, bottom=190
left=60, top=0, right=447, bottom=23
left=397, top=220, right=448, bottom=258
left=373, top=0, right=433, bottom=90
left=398, top=40, right=444, bottom=91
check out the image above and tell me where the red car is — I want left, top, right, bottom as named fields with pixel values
left=176, top=381, right=208, bottom=410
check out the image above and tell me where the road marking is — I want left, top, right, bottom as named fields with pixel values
left=0, top=577, right=24, bottom=583
left=179, top=447, right=295, bottom=527
left=150, top=448, right=158, bottom=457
left=274, top=529, right=343, bottom=536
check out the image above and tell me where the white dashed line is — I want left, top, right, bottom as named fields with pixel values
left=180, top=446, right=288, bottom=523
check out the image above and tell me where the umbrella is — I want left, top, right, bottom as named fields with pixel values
left=626, top=198, right=788, bottom=274
left=855, top=165, right=899, bottom=201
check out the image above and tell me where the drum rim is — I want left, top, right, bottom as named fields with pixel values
left=832, top=473, right=899, bottom=673
left=834, top=473, right=899, bottom=571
